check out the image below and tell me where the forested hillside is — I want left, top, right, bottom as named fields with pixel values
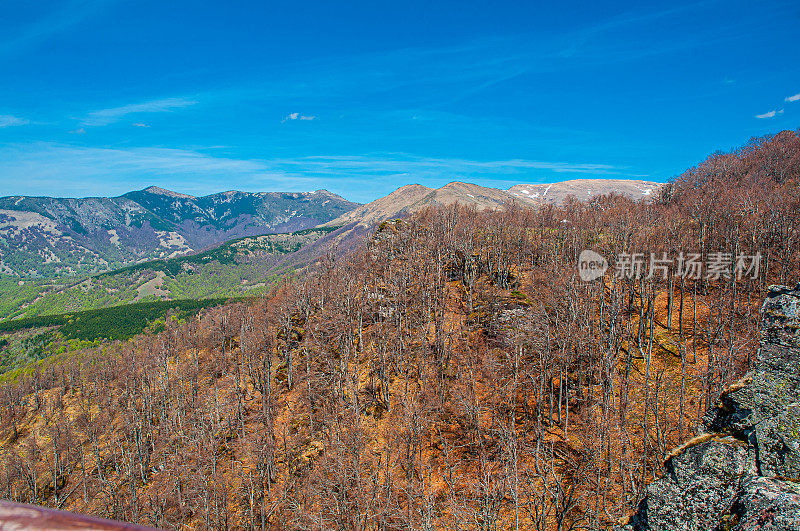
left=0, top=227, right=337, bottom=321
left=0, top=187, right=357, bottom=278
left=0, top=299, right=236, bottom=378
left=0, top=131, right=797, bottom=529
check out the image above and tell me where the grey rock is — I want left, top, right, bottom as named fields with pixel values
left=621, top=439, right=751, bottom=531
left=761, top=285, right=800, bottom=349
left=706, top=340, right=800, bottom=479
left=617, top=285, right=800, bottom=531
left=730, top=476, right=800, bottom=531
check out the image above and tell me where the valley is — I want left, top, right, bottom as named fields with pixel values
left=0, top=226, right=339, bottom=322
left=0, top=132, right=796, bottom=529
left=0, top=178, right=661, bottom=324
left=3, top=1, right=795, bottom=527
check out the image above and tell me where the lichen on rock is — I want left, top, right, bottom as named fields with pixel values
left=618, top=284, right=800, bottom=531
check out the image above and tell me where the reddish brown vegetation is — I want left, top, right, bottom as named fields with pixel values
left=0, top=130, right=798, bottom=530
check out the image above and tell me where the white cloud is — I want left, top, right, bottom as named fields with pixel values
left=0, top=115, right=29, bottom=127
left=0, top=143, right=633, bottom=196
left=269, top=153, right=628, bottom=178
left=0, top=142, right=289, bottom=197
left=69, top=128, right=86, bottom=134
left=755, top=109, right=784, bottom=119
left=132, top=122, right=150, bottom=127
left=0, top=142, right=268, bottom=179
left=282, top=112, right=316, bottom=122
left=81, top=97, right=197, bottom=126
left=786, top=93, right=800, bottom=103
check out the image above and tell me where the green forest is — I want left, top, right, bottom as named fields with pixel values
left=0, top=298, right=238, bottom=377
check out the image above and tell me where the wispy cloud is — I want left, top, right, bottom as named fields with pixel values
left=0, top=0, right=114, bottom=56
left=0, top=143, right=636, bottom=201
left=132, top=122, right=150, bottom=128
left=81, top=97, right=198, bottom=126
left=0, top=115, right=29, bottom=127
left=69, top=128, right=86, bottom=134
left=269, top=154, right=627, bottom=178
left=205, top=3, right=763, bottom=124
left=0, top=142, right=281, bottom=197
left=282, top=112, right=316, bottom=123
left=2, top=143, right=266, bottom=174
left=786, top=93, right=800, bottom=102
left=755, top=109, right=784, bottom=119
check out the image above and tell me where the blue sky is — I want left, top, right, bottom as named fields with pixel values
left=0, top=0, right=798, bottom=202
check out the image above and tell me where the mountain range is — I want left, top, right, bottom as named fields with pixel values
left=322, top=179, right=662, bottom=229
left=0, top=186, right=357, bottom=277
left=0, top=179, right=661, bottom=281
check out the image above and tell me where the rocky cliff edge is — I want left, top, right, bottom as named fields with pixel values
left=618, top=283, right=800, bottom=531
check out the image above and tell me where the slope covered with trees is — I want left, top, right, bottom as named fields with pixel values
left=0, top=227, right=337, bottom=321
left=0, top=131, right=797, bottom=529
left=0, top=187, right=357, bottom=278
left=0, top=298, right=236, bottom=379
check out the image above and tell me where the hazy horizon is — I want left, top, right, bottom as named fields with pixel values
left=1, top=0, right=798, bottom=202
left=0, top=176, right=666, bottom=202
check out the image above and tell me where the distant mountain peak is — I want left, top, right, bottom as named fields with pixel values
left=142, top=186, right=196, bottom=199
left=507, top=179, right=662, bottom=204
left=321, top=178, right=663, bottom=230
left=389, top=184, right=434, bottom=195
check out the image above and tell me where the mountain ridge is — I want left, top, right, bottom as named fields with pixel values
left=0, top=188, right=359, bottom=277
left=0, top=178, right=662, bottom=279
left=323, top=178, right=663, bottom=229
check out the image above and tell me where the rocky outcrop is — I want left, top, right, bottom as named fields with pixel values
left=618, top=283, right=800, bottom=531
